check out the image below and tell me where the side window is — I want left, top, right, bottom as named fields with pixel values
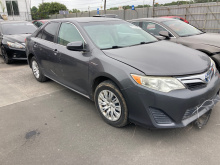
left=132, top=22, right=140, bottom=27
left=142, top=22, right=171, bottom=36
left=41, top=22, right=59, bottom=42
left=38, top=22, right=43, bottom=27
left=58, top=23, right=84, bottom=46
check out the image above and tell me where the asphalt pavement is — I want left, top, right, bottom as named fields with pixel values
left=0, top=56, right=220, bottom=165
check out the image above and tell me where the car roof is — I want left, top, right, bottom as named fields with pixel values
left=0, top=21, right=30, bottom=24
left=129, top=17, right=175, bottom=23
left=47, top=17, right=121, bottom=23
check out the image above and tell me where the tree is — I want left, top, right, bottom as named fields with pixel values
left=109, top=7, right=119, bottom=10
left=38, top=2, right=67, bottom=19
left=136, top=4, right=151, bottom=8
left=31, top=6, right=39, bottom=20
left=49, top=2, right=67, bottom=14
left=71, top=9, right=80, bottom=13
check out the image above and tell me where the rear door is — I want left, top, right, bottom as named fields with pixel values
left=32, top=22, right=60, bottom=79
left=55, top=22, right=90, bottom=95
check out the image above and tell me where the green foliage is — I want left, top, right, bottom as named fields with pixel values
left=123, top=5, right=132, bottom=10
left=109, top=7, right=119, bottom=10
left=136, top=4, right=151, bottom=8
left=162, top=1, right=194, bottom=6
left=194, top=0, right=219, bottom=3
left=71, top=9, right=80, bottom=13
left=108, top=0, right=218, bottom=10
left=49, top=2, right=67, bottom=14
left=37, top=2, right=67, bottom=19
left=31, top=6, right=40, bottom=20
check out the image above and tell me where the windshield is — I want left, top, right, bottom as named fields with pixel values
left=163, top=20, right=203, bottom=37
left=81, top=21, right=158, bottom=50
left=2, top=23, right=37, bottom=35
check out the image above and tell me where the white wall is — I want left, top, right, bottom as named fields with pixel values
left=0, top=0, right=32, bottom=20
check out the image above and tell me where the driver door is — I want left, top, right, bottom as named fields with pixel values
left=55, top=22, right=91, bottom=95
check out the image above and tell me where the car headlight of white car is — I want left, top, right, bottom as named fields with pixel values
left=7, top=41, right=25, bottom=49
left=131, top=74, right=185, bottom=93
left=210, top=58, right=217, bottom=74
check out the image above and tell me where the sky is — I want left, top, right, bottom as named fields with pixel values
left=31, top=0, right=182, bottom=11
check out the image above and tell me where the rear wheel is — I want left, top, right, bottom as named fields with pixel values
left=31, top=56, right=48, bottom=82
left=94, top=80, right=128, bottom=127
left=1, top=46, right=13, bottom=64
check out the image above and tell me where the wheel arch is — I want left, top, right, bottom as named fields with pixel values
left=28, top=53, right=35, bottom=68
left=91, top=74, right=123, bottom=101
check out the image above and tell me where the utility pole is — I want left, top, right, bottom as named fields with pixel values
left=152, top=0, right=155, bottom=17
left=104, top=0, right=106, bottom=14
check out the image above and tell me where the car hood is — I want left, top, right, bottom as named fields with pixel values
left=180, top=33, right=220, bottom=48
left=4, top=34, right=31, bottom=43
left=102, top=41, right=210, bottom=76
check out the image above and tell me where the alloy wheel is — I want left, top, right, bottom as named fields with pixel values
left=98, top=90, right=121, bottom=121
left=32, top=61, right=40, bottom=79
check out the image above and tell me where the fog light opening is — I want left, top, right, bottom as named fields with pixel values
left=195, top=110, right=212, bottom=129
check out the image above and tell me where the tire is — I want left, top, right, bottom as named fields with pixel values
left=1, top=46, right=13, bottom=64
left=94, top=80, right=128, bottom=127
left=31, top=56, right=48, bottom=82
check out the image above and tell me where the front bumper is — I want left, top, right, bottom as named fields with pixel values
left=123, top=72, right=220, bottom=128
left=5, top=46, right=27, bottom=60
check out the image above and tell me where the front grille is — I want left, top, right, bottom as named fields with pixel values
left=149, top=108, right=173, bottom=124
left=185, top=82, right=207, bottom=90
left=177, top=66, right=214, bottom=90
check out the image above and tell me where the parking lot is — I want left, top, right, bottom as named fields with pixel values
left=0, top=56, right=220, bottom=165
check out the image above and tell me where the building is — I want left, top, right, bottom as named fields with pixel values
left=0, top=0, right=31, bottom=21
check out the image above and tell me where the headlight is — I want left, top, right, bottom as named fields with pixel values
left=131, top=74, right=185, bottom=92
left=7, top=41, right=25, bottom=49
left=210, top=58, right=217, bottom=74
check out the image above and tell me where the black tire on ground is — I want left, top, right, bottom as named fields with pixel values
left=1, top=46, right=13, bottom=64
left=31, top=56, right=48, bottom=82
left=94, top=80, right=128, bottom=127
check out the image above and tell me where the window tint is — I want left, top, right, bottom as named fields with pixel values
left=142, top=22, right=170, bottom=36
left=2, top=23, right=37, bottom=35
left=82, top=21, right=157, bottom=50
left=58, top=23, right=84, bottom=46
left=163, top=20, right=203, bottom=37
left=41, top=22, right=59, bottom=42
left=132, top=22, right=139, bottom=27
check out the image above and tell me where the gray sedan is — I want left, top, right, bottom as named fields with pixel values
left=26, top=18, right=220, bottom=129
left=129, top=18, right=220, bottom=70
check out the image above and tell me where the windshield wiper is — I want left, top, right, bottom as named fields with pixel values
left=101, top=46, right=124, bottom=50
left=20, top=33, right=32, bottom=34
left=129, top=41, right=157, bottom=47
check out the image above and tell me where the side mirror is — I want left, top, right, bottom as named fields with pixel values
left=155, top=35, right=166, bottom=40
left=67, top=41, right=86, bottom=51
left=159, top=31, right=170, bottom=39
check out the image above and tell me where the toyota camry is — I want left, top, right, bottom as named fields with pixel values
left=26, top=18, right=220, bottom=128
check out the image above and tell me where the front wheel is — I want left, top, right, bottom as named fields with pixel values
left=31, top=56, right=48, bottom=82
left=1, top=46, right=13, bottom=64
left=94, top=80, right=128, bottom=127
